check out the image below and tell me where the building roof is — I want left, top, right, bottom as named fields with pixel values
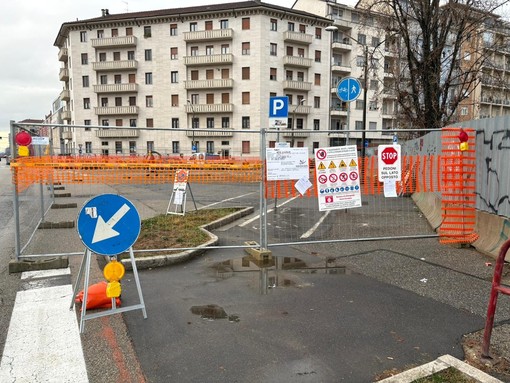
left=54, top=0, right=332, bottom=46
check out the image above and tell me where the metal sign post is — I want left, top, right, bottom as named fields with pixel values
left=71, top=194, right=147, bottom=333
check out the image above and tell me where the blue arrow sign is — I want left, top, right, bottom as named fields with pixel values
left=77, top=194, right=141, bottom=256
left=336, top=77, right=362, bottom=102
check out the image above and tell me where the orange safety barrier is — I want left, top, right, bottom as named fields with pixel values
left=438, top=127, right=479, bottom=244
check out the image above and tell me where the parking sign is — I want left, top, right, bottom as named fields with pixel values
left=269, top=96, right=289, bottom=129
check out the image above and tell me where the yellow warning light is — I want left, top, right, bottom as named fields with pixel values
left=459, top=142, right=469, bottom=152
left=103, top=260, right=125, bottom=282
left=106, top=281, right=122, bottom=298
left=18, top=146, right=30, bottom=157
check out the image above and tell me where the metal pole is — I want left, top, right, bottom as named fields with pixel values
left=361, top=46, right=368, bottom=158
left=11, top=121, right=21, bottom=260
left=259, top=129, right=268, bottom=251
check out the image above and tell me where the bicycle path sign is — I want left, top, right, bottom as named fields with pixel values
left=336, top=77, right=362, bottom=102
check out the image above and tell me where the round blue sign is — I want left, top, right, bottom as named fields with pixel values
left=77, top=194, right=141, bottom=256
left=336, top=77, right=362, bottom=102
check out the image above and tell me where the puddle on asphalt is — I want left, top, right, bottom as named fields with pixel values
left=190, top=304, right=240, bottom=322
left=209, top=255, right=351, bottom=294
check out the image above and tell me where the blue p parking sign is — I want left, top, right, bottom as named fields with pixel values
left=269, top=96, right=289, bottom=118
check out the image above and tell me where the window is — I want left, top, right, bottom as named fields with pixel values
left=314, top=73, right=321, bottom=85
left=220, top=19, right=228, bottom=29
left=128, top=51, right=135, bottom=60
left=97, top=30, right=104, bottom=38
left=206, top=141, right=214, bottom=154
left=242, top=17, right=250, bottom=30
left=126, top=27, right=133, bottom=36
left=145, top=72, right=153, bottom=84
left=170, top=24, right=177, bottom=36
left=82, top=76, right=89, bottom=87
left=147, top=141, right=155, bottom=153
left=144, top=26, right=151, bottom=38
left=355, top=121, right=363, bottom=130
left=314, top=119, right=320, bottom=131
left=190, top=94, right=199, bottom=104
left=190, top=46, right=199, bottom=56
left=299, top=24, right=306, bottom=33
left=286, top=46, right=294, bottom=56
left=222, top=117, right=230, bottom=128
left=130, top=119, right=137, bottom=127
left=189, top=22, right=197, bottom=31
left=221, top=44, right=229, bottom=54
left=242, top=141, right=250, bottom=154
left=83, top=98, right=90, bottom=109
left=206, top=45, right=213, bottom=55
left=356, top=55, right=365, bottom=67
left=206, top=94, right=214, bottom=104
left=297, top=72, right=304, bottom=81
left=144, top=49, right=152, bottom=61
left=221, top=93, right=230, bottom=103
left=129, top=141, right=136, bottom=154
left=205, top=69, right=213, bottom=79
left=355, top=100, right=363, bottom=110
left=370, top=80, right=378, bottom=90
left=129, top=96, right=136, bottom=106
left=115, top=141, right=123, bottom=154
left=114, top=75, right=121, bottom=84
left=129, top=74, right=135, bottom=83
left=81, top=53, right=88, bottom=65
left=207, top=117, right=214, bottom=128
left=172, top=141, right=180, bottom=154
left=102, top=119, right=109, bottom=126
left=270, top=43, right=277, bottom=56
left=221, top=68, right=229, bottom=79
left=296, top=118, right=304, bottom=130
left=146, top=118, right=154, bottom=127
left=115, top=97, right=122, bottom=106
left=298, top=48, right=305, bottom=57
left=357, top=34, right=366, bottom=45
left=270, top=68, right=277, bottom=81
left=314, top=97, right=320, bottom=108
left=113, top=52, right=120, bottom=61
left=288, top=22, right=295, bottom=31
left=270, top=19, right=277, bottom=31
left=100, top=75, right=108, bottom=84
left=371, top=36, right=380, bottom=47
left=352, top=12, right=359, bottom=22
left=146, top=96, right=153, bottom=107
left=315, top=50, right=321, bottom=62
left=170, top=47, right=178, bottom=60
left=192, top=117, right=199, bottom=129
left=171, top=71, right=178, bottom=83
left=172, top=118, right=179, bottom=129
left=171, top=95, right=179, bottom=107
left=242, top=42, right=250, bottom=55
left=80, top=31, right=87, bottom=42
left=205, top=20, right=213, bottom=30
left=101, top=97, right=108, bottom=107
left=191, top=70, right=199, bottom=80
left=286, top=70, right=293, bottom=80
left=242, top=116, right=250, bottom=129
left=315, top=27, right=322, bottom=39
left=242, top=92, right=250, bottom=104
left=369, top=101, right=378, bottom=111
left=85, top=142, right=92, bottom=154
left=242, top=67, right=250, bottom=80
left=461, top=107, right=468, bottom=115
left=99, top=52, right=106, bottom=62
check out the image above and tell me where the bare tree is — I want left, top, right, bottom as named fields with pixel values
left=359, top=0, right=510, bottom=130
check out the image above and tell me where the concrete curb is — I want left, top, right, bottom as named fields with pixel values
left=376, top=354, right=503, bottom=383
left=120, top=206, right=254, bottom=270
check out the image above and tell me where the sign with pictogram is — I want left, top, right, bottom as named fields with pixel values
left=269, top=96, right=289, bottom=129
left=378, top=144, right=401, bottom=181
left=336, top=77, right=362, bottom=102
left=315, top=145, right=361, bottom=211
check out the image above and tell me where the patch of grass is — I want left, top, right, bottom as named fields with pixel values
left=131, top=208, right=239, bottom=257
left=412, top=367, right=477, bottom=383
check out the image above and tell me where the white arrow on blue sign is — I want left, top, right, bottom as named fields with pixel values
left=77, top=194, right=141, bottom=256
left=336, top=77, right=362, bottom=102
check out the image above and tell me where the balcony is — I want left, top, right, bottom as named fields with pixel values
left=60, top=89, right=70, bottom=101
left=93, top=60, right=138, bottom=72
left=330, top=107, right=348, bottom=116
left=59, top=68, right=69, bottom=81
left=184, top=79, right=234, bottom=89
left=280, top=129, right=311, bottom=138
left=291, top=105, right=311, bottom=114
left=91, top=35, right=137, bottom=49
left=184, top=28, right=233, bottom=42
left=61, top=131, right=73, bottom=140
left=61, top=109, right=71, bottom=121
left=282, top=80, right=312, bottom=91
left=331, top=39, right=353, bottom=52
left=185, top=129, right=234, bottom=137
left=185, top=103, right=234, bottom=113
left=331, top=63, right=352, bottom=74
left=96, top=128, right=140, bottom=138
left=58, top=48, right=68, bottom=62
left=283, top=31, right=313, bottom=45
left=184, top=53, right=233, bottom=66
left=93, top=83, right=139, bottom=93
left=283, top=56, right=313, bottom=68
left=94, top=106, right=139, bottom=115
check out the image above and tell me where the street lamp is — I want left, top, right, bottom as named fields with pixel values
left=187, top=99, right=196, bottom=153
left=291, top=98, right=306, bottom=148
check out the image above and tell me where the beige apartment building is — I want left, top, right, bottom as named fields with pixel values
left=53, top=1, right=333, bottom=157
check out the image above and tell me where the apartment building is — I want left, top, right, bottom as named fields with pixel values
left=53, top=1, right=332, bottom=157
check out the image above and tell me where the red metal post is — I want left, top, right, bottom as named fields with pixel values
left=482, top=239, right=510, bottom=357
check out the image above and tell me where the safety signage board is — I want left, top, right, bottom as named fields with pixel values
left=77, top=194, right=141, bottom=256
left=314, top=145, right=362, bottom=211
left=378, top=144, right=401, bottom=181
left=266, top=147, right=309, bottom=181
left=173, top=169, right=189, bottom=191
left=268, top=96, right=289, bottom=129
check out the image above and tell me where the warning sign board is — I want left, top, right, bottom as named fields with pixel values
left=173, top=169, right=189, bottom=191
left=314, top=145, right=361, bottom=211
left=378, top=145, right=401, bottom=181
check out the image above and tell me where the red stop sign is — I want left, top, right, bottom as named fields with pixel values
left=381, top=147, right=398, bottom=165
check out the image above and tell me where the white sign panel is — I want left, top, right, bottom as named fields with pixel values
left=266, top=147, right=309, bottom=181
left=31, top=137, right=50, bottom=145
left=315, top=145, right=362, bottom=211
left=378, top=144, right=401, bottom=181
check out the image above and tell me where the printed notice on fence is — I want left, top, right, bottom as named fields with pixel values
left=266, top=147, right=309, bottom=181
